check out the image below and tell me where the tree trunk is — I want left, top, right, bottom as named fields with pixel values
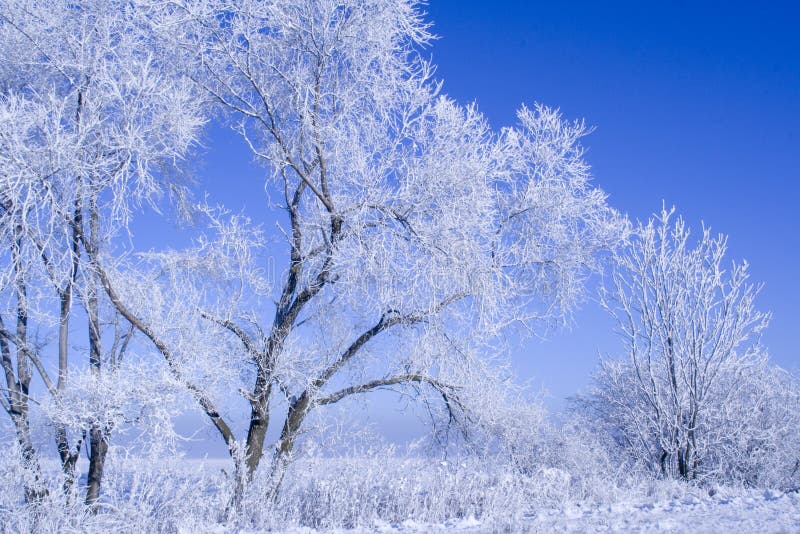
left=55, top=280, right=80, bottom=495
left=267, top=392, right=311, bottom=499
left=85, top=199, right=110, bottom=510
left=10, top=406, right=47, bottom=503
left=85, top=423, right=108, bottom=507
left=678, top=446, right=688, bottom=478
left=243, top=374, right=272, bottom=478
left=226, top=375, right=274, bottom=514
left=659, top=449, right=668, bottom=477
left=7, top=234, right=47, bottom=503
left=55, top=426, right=80, bottom=496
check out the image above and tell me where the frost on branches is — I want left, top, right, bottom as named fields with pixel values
left=121, top=0, right=625, bottom=495
left=0, top=0, right=204, bottom=506
left=1, top=0, right=624, bottom=512
left=0, top=0, right=796, bottom=525
left=586, top=207, right=800, bottom=488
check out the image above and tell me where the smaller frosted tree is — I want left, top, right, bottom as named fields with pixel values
left=0, top=0, right=205, bottom=505
left=590, top=206, right=772, bottom=481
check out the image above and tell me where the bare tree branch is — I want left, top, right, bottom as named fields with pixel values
left=317, top=373, right=459, bottom=407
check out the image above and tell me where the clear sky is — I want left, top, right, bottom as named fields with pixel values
left=422, top=0, right=800, bottom=404
left=132, top=1, right=800, bottom=449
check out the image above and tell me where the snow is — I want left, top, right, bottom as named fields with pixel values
left=5, top=456, right=800, bottom=532
left=528, top=490, right=800, bottom=533
left=299, top=490, right=800, bottom=533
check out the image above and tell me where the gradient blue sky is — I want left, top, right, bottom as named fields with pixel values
left=424, top=0, right=800, bottom=404
left=134, top=1, right=799, bottom=449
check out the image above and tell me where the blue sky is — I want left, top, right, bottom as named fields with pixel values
left=421, top=0, right=800, bottom=403
left=133, top=1, right=799, bottom=448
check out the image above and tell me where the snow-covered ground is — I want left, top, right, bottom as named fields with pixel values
left=527, top=490, right=800, bottom=533
left=277, top=490, right=800, bottom=533
left=6, top=457, right=800, bottom=533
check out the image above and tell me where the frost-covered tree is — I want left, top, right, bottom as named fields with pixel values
left=73, top=0, right=625, bottom=503
left=0, top=0, right=623, bottom=513
left=587, top=206, right=790, bottom=482
left=0, top=0, right=204, bottom=505
left=703, top=364, right=800, bottom=488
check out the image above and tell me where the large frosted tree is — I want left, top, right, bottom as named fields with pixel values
left=76, top=0, right=626, bottom=500
left=1, top=0, right=623, bottom=511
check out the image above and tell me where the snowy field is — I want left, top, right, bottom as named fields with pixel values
left=526, top=490, right=800, bottom=533
left=4, top=456, right=799, bottom=533
left=267, top=490, right=800, bottom=533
